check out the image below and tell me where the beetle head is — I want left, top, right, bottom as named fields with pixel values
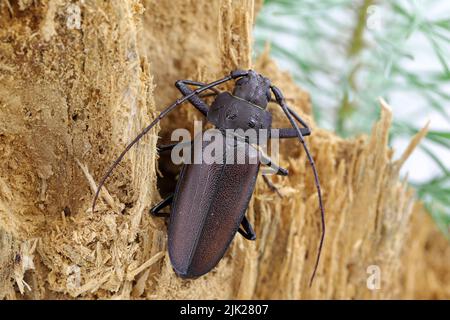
left=232, top=70, right=271, bottom=109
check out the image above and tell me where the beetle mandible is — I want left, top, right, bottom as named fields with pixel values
left=93, top=70, right=325, bottom=286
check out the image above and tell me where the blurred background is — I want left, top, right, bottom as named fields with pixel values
left=254, top=0, right=450, bottom=238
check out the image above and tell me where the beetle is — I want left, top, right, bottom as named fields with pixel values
left=93, top=70, right=325, bottom=286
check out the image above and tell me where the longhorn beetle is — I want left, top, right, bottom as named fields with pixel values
left=93, top=70, right=325, bottom=286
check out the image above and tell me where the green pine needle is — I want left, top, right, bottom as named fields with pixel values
left=255, top=0, right=450, bottom=239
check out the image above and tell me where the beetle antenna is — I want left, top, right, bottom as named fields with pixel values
left=270, top=85, right=325, bottom=287
left=92, top=74, right=240, bottom=213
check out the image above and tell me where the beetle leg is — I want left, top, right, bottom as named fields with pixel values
left=270, top=98, right=312, bottom=138
left=270, top=98, right=311, bottom=128
left=276, top=127, right=311, bottom=138
left=175, top=80, right=219, bottom=116
left=150, top=193, right=174, bottom=217
left=157, top=143, right=178, bottom=153
left=176, top=80, right=220, bottom=94
left=238, top=215, right=256, bottom=241
left=258, top=152, right=289, bottom=176
left=157, top=140, right=192, bottom=153
left=262, top=175, right=283, bottom=198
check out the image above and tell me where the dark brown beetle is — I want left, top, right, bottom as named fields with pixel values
left=93, top=70, right=325, bottom=285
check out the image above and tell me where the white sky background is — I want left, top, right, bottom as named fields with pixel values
left=255, top=0, right=450, bottom=184
left=389, top=1, right=450, bottom=183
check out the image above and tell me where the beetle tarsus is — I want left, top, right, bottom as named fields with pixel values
left=262, top=175, right=283, bottom=198
left=259, top=153, right=289, bottom=176
left=238, top=215, right=256, bottom=241
left=150, top=193, right=174, bottom=217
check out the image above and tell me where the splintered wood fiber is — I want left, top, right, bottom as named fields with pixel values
left=0, top=0, right=448, bottom=299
